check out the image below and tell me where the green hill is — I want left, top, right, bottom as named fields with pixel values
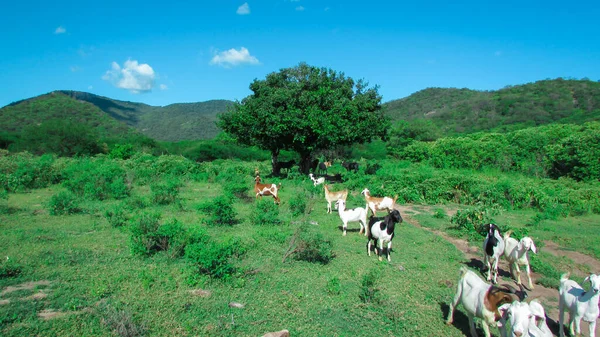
left=0, top=92, right=134, bottom=136
left=383, top=78, right=600, bottom=135
left=57, top=91, right=233, bottom=141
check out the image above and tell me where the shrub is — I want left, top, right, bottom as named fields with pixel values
left=150, top=178, right=181, bottom=205
left=359, top=269, right=381, bottom=304
left=197, top=194, right=237, bottom=226
left=109, top=144, right=136, bottom=160
left=286, top=225, right=334, bottom=264
left=326, top=276, right=341, bottom=295
left=0, top=257, right=23, bottom=278
left=288, top=192, right=307, bottom=217
left=104, top=204, right=129, bottom=228
left=450, top=206, right=500, bottom=238
left=251, top=199, right=281, bottom=226
left=48, top=191, right=82, bottom=215
left=185, top=237, right=245, bottom=280
left=63, top=158, right=130, bottom=200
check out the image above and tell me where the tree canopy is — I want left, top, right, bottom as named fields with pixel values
left=217, top=63, right=390, bottom=174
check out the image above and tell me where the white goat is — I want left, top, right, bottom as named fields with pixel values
left=335, top=199, right=367, bottom=236
left=498, top=299, right=552, bottom=337
left=361, top=188, right=398, bottom=216
left=308, top=173, right=325, bottom=186
left=323, top=184, right=348, bottom=214
left=447, top=266, right=522, bottom=337
left=367, top=210, right=403, bottom=261
left=559, top=272, right=600, bottom=337
left=503, top=231, right=537, bottom=289
left=483, top=223, right=505, bottom=284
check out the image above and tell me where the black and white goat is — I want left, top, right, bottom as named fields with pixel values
left=367, top=209, right=403, bottom=262
left=482, top=223, right=505, bottom=284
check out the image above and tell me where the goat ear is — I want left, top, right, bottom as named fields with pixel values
left=498, top=303, right=511, bottom=319
left=529, top=240, right=537, bottom=254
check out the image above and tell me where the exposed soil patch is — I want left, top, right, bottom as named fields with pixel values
left=189, top=289, right=211, bottom=297
left=398, top=204, right=600, bottom=336
left=26, top=292, right=48, bottom=301
left=0, top=280, right=51, bottom=296
left=543, top=240, right=600, bottom=274
left=0, top=299, right=10, bottom=305
left=38, top=309, right=68, bottom=320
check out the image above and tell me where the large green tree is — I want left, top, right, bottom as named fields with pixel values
left=218, top=63, right=390, bottom=174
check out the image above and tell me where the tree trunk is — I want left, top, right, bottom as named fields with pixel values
left=298, top=152, right=314, bottom=175
left=271, top=149, right=281, bottom=175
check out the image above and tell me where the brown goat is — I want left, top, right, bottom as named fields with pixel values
left=254, top=176, right=281, bottom=205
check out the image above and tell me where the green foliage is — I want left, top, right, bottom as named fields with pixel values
left=450, top=206, right=500, bottom=238
left=0, top=257, right=23, bottom=278
left=63, top=158, right=130, bottom=200
left=384, top=79, right=600, bottom=136
left=197, top=194, right=238, bottom=226
left=546, top=124, right=600, bottom=181
left=0, top=153, right=65, bottom=192
left=0, top=189, right=7, bottom=214
left=359, top=269, right=381, bottom=304
left=48, top=191, right=82, bottom=215
left=124, top=153, right=199, bottom=184
left=288, top=192, right=308, bottom=217
left=109, top=144, right=136, bottom=160
left=185, top=236, right=245, bottom=280
left=251, top=199, right=282, bottom=226
left=218, top=62, right=390, bottom=174
left=104, top=204, right=129, bottom=227
left=150, top=178, right=181, bottom=205
left=326, top=276, right=342, bottom=295
left=291, top=225, right=334, bottom=264
left=129, top=212, right=190, bottom=257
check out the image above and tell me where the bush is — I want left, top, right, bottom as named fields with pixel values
left=450, top=206, right=500, bottom=238
left=48, top=191, right=82, bottom=215
left=288, top=192, right=307, bottom=217
left=251, top=199, right=281, bottom=226
left=0, top=257, right=23, bottom=278
left=287, top=225, right=334, bottom=264
left=104, top=204, right=129, bottom=227
left=359, top=269, right=381, bottom=304
left=129, top=213, right=191, bottom=257
left=63, top=158, right=130, bottom=200
left=150, top=178, right=181, bottom=205
left=185, top=236, right=245, bottom=280
left=197, top=194, right=237, bottom=226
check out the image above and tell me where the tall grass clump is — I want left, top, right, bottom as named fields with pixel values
left=197, top=194, right=238, bottom=226
left=0, top=257, right=23, bottom=279
left=63, top=158, right=130, bottom=200
left=104, top=203, right=130, bottom=227
left=288, top=192, right=307, bottom=217
left=359, top=268, right=381, bottom=304
left=0, top=189, right=7, bottom=214
left=48, top=190, right=82, bottom=215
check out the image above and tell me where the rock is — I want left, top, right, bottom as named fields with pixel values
left=228, top=302, right=245, bottom=309
left=262, top=329, right=290, bottom=337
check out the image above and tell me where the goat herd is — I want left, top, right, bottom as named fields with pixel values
left=253, top=164, right=599, bottom=337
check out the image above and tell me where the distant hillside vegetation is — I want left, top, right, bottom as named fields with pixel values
left=384, top=78, right=600, bottom=134
left=57, top=91, right=234, bottom=141
left=1, top=92, right=133, bottom=136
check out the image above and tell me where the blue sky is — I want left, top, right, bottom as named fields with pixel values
left=1, top=0, right=599, bottom=107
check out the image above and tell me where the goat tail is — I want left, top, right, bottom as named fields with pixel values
left=393, top=195, right=399, bottom=204
left=503, top=229, right=513, bottom=241
left=560, top=272, right=570, bottom=281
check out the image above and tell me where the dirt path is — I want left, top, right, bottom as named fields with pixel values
left=396, top=205, right=599, bottom=337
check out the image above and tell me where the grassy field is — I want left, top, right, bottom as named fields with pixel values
left=1, top=159, right=599, bottom=336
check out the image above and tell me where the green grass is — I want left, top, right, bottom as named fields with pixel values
left=2, top=178, right=475, bottom=336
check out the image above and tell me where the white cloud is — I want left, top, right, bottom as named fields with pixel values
left=160, top=84, right=168, bottom=90
left=295, top=6, right=304, bottom=11
left=102, top=59, right=156, bottom=93
left=237, top=2, right=250, bottom=15
left=54, top=26, right=66, bottom=34
left=70, top=65, right=81, bottom=72
left=210, top=47, right=260, bottom=68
